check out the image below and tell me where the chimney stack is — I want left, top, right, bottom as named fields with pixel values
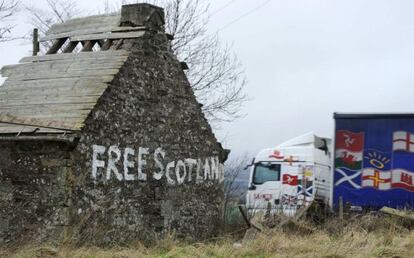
left=120, top=3, right=165, bottom=31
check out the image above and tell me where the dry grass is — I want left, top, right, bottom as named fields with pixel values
left=2, top=214, right=414, bottom=258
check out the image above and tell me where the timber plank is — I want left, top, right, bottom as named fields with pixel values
left=0, top=94, right=102, bottom=105
left=1, top=61, right=125, bottom=77
left=0, top=108, right=91, bottom=118
left=0, top=77, right=112, bottom=89
left=0, top=103, right=96, bottom=112
left=0, top=124, right=65, bottom=134
left=42, top=25, right=146, bottom=41
left=4, top=69, right=120, bottom=81
left=0, top=83, right=108, bottom=96
left=0, top=96, right=100, bottom=106
left=1, top=63, right=124, bottom=78
left=3, top=59, right=126, bottom=74
left=70, top=31, right=145, bottom=41
left=46, top=14, right=121, bottom=35
left=19, top=50, right=128, bottom=63
left=0, top=114, right=83, bottom=131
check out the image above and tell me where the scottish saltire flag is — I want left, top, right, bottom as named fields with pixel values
left=333, top=114, right=414, bottom=209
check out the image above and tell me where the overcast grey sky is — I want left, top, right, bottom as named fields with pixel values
left=1, top=0, right=414, bottom=159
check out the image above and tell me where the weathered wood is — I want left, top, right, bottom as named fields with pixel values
left=0, top=114, right=82, bottom=131
left=0, top=77, right=112, bottom=89
left=3, top=68, right=120, bottom=81
left=0, top=108, right=91, bottom=119
left=101, top=39, right=113, bottom=51
left=0, top=83, right=108, bottom=96
left=0, top=103, right=97, bottom=113
left=238, top=205, right=262, bottom=232
left=19, top=50, right=128, bottom=63
left=114, top=39, right=124, bottom=50
left=0, top=95, right=101, bottom=106
left=32, top=28, right=39, bottom=56
left=0, top=135, right=78, bottom=143
left=41, top=25, right=146, bottom=41
left=45, top=14, right=121, bottom=36
left=46, top=38, right=67, bottom=55
left=63, top=41, right=79, bottom=53
left=380, top=207, right=414, bottom=220
left=0, top=37, right=130, bottom=134
left=0, top=124, right=64, bottom=134
left=70, top=31, right=145, bottom=42
left=81, top=40, right=96, bottom=52
left=1, top=61, right=125, bottom=78
left=3, top=59, right=125, bottom=73
left=97, top=40, right=105, bottom=47
left=1, top=76, right=112, bottom=88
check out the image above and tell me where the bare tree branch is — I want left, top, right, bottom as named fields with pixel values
left=25, top=0, right=81, bottom=52
left=0, top=0, right=19, bottom=43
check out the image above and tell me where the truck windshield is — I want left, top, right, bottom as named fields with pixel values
left=253, top=163, right=281, bottom=184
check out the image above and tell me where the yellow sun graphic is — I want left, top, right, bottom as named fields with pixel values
left=364, top=152, right=390, bottom=169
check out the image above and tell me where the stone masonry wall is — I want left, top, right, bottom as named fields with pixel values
left=69, top=31, right=227, bottom=245
left=0, top=141, right=74, bottom=245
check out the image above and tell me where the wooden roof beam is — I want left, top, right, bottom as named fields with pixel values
left=81, top=40, right=97, bottom=52
left=46, top=38, right=68, bottom=55
left=63, top=41, right=79, bottom=53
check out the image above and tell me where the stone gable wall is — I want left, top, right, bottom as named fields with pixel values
left=70, top=32, right=226, bottom=245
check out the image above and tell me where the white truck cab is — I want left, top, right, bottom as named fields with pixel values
left=246, top=133, right=332, bottom=215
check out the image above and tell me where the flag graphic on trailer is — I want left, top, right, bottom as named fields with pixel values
left=391, top=169, right=414, bottom=191
left=393, top=131, right=414, bottom=152
left=334, top=115, right=414, bottom=209
left=335, top=130, right=364, bottom=170
left=361, top=169, right=391, bottom=190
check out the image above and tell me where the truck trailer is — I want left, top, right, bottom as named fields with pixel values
left=246, top=113, right=414, bottom=214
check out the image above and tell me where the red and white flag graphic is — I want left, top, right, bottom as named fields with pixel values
left=391, top=169, right=414, bottom=192
left=393, top=131, right=414, bottom=152
left=282, top=174, right=298, bottom=186
left=362, top=169, right=391, bottom=190
left=335, top=130, right=364, bottom=152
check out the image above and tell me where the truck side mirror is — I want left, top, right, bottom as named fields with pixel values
left=244, top=158, right=255, bottom=170
left=248, top=184, right=256, bottom=190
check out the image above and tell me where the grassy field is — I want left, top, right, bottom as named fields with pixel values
left=2, top=213, right=414, bottom=258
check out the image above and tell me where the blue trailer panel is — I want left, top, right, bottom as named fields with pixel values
left=333, top=113, right=414, bottom=209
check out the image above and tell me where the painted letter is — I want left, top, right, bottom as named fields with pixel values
left=153, top=147, right=165, bottom=180
left=175, top=160, right=187, bottom=185
left=123, top=147, right=135, bottom=181
left=219, top=163, right=225, bottom=183
left=210, top=156, right=219, bottom=180
left=196, top=159, right=204, bottom=183
left=185, top=158, right=197, bottom=182
left=204, top=158, right=211, bottom=180
left=138, top=147, right=149, bottom=181
left=166, top=161, right=176, bottom=185
left=106, top=145, right=123, bottom=181
left=92, top=145, right=106, bottom=181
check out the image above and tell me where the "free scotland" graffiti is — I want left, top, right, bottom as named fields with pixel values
left=91, top=145, right=224, bottom=185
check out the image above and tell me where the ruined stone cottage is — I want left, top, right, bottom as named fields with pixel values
left=0, top=4, right=228, bottom=246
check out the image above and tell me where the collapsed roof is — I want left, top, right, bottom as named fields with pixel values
left=0, top=4, right=164, bottom=135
